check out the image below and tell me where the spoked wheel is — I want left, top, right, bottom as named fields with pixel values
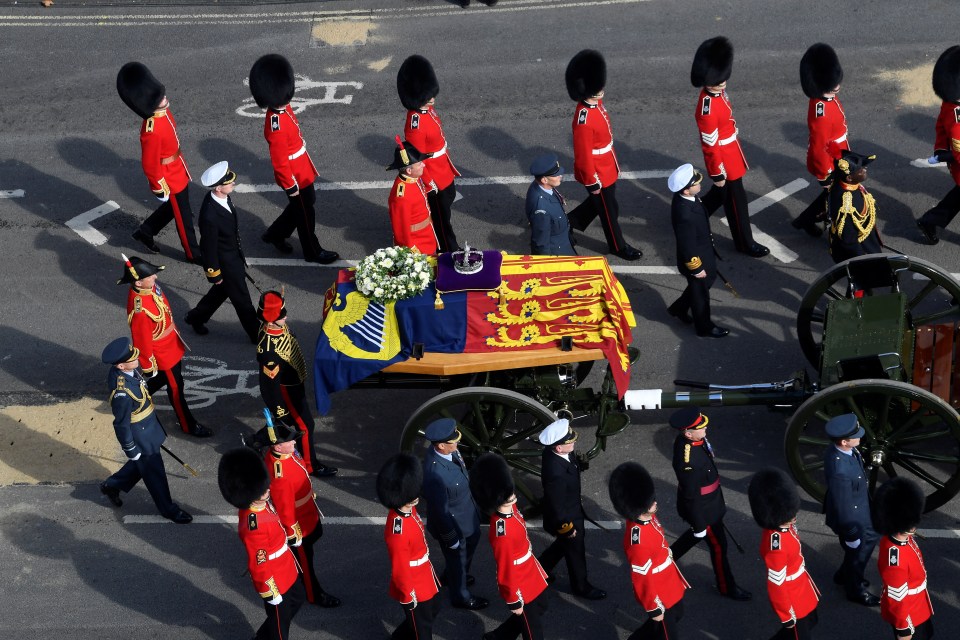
left=400, top=387, right=557, bottom=507
left=785, top=378, right=960, bottom=512
left=796, top=254, right=960, bottom=367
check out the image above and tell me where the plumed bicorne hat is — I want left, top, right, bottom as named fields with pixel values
left=932, top=45, right=960, bottom=104
left=117, top=62, right=166, bottom=119
left=376, top=453, right=423, bottom=510
left=565, top=49, right=606, bottom=102
left=469, top=453, right=515, bottom=513
left=608, top=461, right=656, bottom=520
left=117, top=253, right=164, bottom=285
left=386, top=137, right=431, bottom=171
left=249, top=54, right=295, bottom=110
left=800, top=43, right=844, bottom=99
left=691, top=37, right=734, bottom=88
left=872, top=477, right=925, bottom=536
left=218, top=447, right=271, bottom=509
left=748, top=467, right=800, bottom=530
left=397, top=55, right=439, bottom=111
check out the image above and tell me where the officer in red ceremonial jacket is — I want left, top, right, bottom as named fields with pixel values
left=248, top=417, right=341, bottom=608
left=470, top=453, right=549, bottom=640
left=874, top=477, right=934, bottom=640
left=377, top=453, right=442, bottom=640
left=218, top=447, right=305, bottom=640
left=117, top=62, right=201, bottom=262
left=386, top=138, right=439, bottom=254
left=690, top=38, right=769, bottom=258
left=249, top=54, right=339, bottom=265
left=609, top=462, right=688, bottom=640
left=398, top=55, right=461, bottom=252
left=117, top=255, right=210, bottom=438
left=792, top=43, right=849, bottom=238
left=748, top=468, right=820, bottom=640
left=918, top=46, right=960, bottom=245
left=563, top=50, right=641, bottom=262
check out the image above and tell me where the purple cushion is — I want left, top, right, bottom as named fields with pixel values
left=435, top=250, right=503, bottom=292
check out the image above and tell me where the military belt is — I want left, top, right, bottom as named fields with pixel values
left=268, top=543, right=289, bottom=560
left=592, top=141, right=614, bottom=155
left=288, top=145, right=307, bottom=160
left=160, top=149, right=181, bottom=165
left=409, top=552, right=430, bottom=567
left=410, top=218, right=432, bottom=232
left=700, top=477, right=721, bottom=495
left=718, top=130, right=738, bottom=146
left=512, top=547, right=533, bottom=566
left=129, top=405, right=155, bottom=423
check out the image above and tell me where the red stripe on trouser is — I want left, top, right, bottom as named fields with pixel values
left=410, top=608, right=420, bottom=640
left=662, top=617, right=670, bottom=640
left=271, top=601, right=283, bottom=640
left=164, top=368, right=191, bottom=433
left=706, top=526, right=727, bottom=593
left=521, top=609, right=533, bottom=639
left=169, top=192, right=194, bottom=261
left=280, top=387, right=313, bottom=472
left=597, top=190, right=621, bottom=252
left=295, top=546, right=315, bottom=603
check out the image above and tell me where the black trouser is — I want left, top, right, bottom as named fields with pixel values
left=140, top=186, right=201, bottom=261
left=702, top=179, right=755, bottom=251
left=536, top=520, right=588, bottom=593
left=628, top=600, right=684, bottom=640
left=793, top=187, right=829, bottom=228
left=293, top=524, right=329, bottom=604
left=670, top=519, right=738, bottom=595
left=486, top=596, right=547, bottom=640
left=919, top=184, right=960, bottom=229
left=567, top=183, right=627, bottom=254
left=146, top=361, right=196, bottom=433
left=669, top=271, right=718, bottom=335
left=103, top=452, right=178, bottom=517
left=392, top=596, right=440, bottom=640
left=427, top=182, right=459, bottom=252
left=256, top=576, right=305, bottom=640
left=890, top=618, right=933, bottom=640
left=835, top=526, right=879, bottom=597
left=264, top=183, right=324, bottom=259
left=770, top=609, right=818, bottom=640
left=438, top=526, right=481, bottom=604
left=280, top=384, right=319, bottom=474
left=186, top=270, right=259, bottom=343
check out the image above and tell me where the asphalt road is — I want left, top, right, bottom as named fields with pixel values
left=2, top=0, right=960, bottom=638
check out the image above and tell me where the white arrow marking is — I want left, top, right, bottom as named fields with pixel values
left=716, top=180, right=805, bottom=264
left=0, top=189, right=25, bottom=198
left=65, top=201, right=119, bottom=246
left=911, top=157, right=946, bottom=168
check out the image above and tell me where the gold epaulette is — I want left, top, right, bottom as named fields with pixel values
left=274, top=460, right=283, bottom=477
left=145, top=117, right=154, bottom=133
left=685, top=256, right=702, bottom=271
left=396, top=182, right=405, bottom=197
left=683, top=443, right=691, bottom=464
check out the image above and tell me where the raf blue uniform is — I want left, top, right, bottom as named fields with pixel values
left=525, top=153, right=575, bottom=256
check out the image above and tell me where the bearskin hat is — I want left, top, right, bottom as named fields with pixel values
left=872, top=477, right=925, bottom=536
left=218, top=447, right=271, bottom=509
left=691, top=37, right=734, bottom=88
left=397, top=55, right=439, bottom=111
left=608, top=462, right=656, bottom=520
left=376, top=453, right=423, bottom=510
left=116, top=62, right=166, bottom=119
left=747, top=467, right=800, bottom=530
left=933, top=45, right=960, bottom=104
left=249, top=54, right=295, bottom=110
left=565, top=49, right=606, bottom=102
left=800, top=43, right=843, bottom=99
left=469, top=453, right=515, bottom=513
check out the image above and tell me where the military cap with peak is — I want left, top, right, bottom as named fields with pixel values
left=101, top=337, right=140, bottom=365
left=529, top=153, right=564, bottom=178
left=424, top=418, right=460, bottom=443
left=201, top=161, right=237, bottom=189
left=667, top=163, right=703, bottom=193
left=538, top=418, right=578, bottom=446
left=669, top=407, right=709, bottom=430
left=825, top=413, right=864, bottom=440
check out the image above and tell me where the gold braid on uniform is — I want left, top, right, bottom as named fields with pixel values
left=258, top=326, right=307, bottom=382
left=832, top=185, right=876, bottom=243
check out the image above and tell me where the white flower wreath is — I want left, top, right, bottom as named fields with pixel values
left=355, top=246, right=432, bottom=305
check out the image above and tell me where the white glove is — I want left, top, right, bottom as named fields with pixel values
left=129, top=452, right=142, bottom=462
left=693, top=529, right=707, bottom=539
left=928, top=155, right=942, bottom=165
left=449, top=540, right=461, bottom=550
left=844, top=538, right=861, bottom=549
left=290, top=538, right=303, bottom=548
left=155, top=194, right=170, bottom=203
left=267, top=594, right=283, bottom=606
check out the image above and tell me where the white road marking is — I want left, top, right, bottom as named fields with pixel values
left=716, top=181, right=804, bottom=264
left=236, top=76, right=363, bottom=118
left=917, top=528, right=960, bottom=539
left=611, top=265, right=679, bottom=275
left=0, top=189, right=25, bottom=198
left=911, top=157, right=946, bottom=169
left=64, top=201, right=118, bottom=247
left=123, top=514, right=622, bottom=529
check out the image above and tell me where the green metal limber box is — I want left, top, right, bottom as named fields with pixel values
left=820, top=293, right=911, bottom=386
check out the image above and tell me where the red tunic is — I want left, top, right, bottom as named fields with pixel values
left=624, top=516, right=688, bottom=614
left=695, top=89, right=749, bottom=181
left=388, top=175, right=438, bottom=254
left=806, top=97, right=849, bottom=182
left=934, top=100, right=960, bottom=187
left=265, top=449, right=321, bottom=541
left=383, top=507, right=440, bottom=606
left=238, top=501, right=300, bottom=600
left=878, top=535, right=933, bottom=634
left=140, top=107, right=191, bottom=197
left=759, top=525, right=819, bottom=624
left=404, top=106, right=460, bottom=191
left=489, top=504, right=548, bottom=608
left=126, top=284, right=186, bottom=374
left=264, top=106, right=319, bottom=194
left=571, top=99, right=620, bottom=189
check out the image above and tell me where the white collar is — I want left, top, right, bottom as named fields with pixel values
left=680, top=194, right=695, bottom=202
left=211, top=192, right=231, bottom=211
left=833, top=444, right=853, bottom=456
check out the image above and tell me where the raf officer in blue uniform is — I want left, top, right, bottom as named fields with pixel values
left=421, top=418, right=489, bottom=610
left=98, top=338, right=192, bottom=523
left=525, top=153, right=576, bottom=256
left=823, top=413, right=880, bottom=606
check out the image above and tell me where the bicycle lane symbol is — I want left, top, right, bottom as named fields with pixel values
left=237, top=74, right=363, bottom=118
left=152, top=356, right=260, bottom=411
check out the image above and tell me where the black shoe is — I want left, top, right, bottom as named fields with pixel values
left=165, top=509, right=193, bottom=524
left=723, top=585, right=752, bottom=601
left=183, top=315, right=209, bottom=335
left=305, top=249, right=340, bottom=265
left=315, top=591, right=341, bottom=608
left=743, top=242, right=770, bottom=257
left=466, top=575, right=476, bottom=587
left=917, top=221, right=940, bottom=245
left=667, top=306, right=693, bottom=324
left=452, top=596, right=489, bottom=610
left=262, top=233, right=293, bottom=254
left=574, top=586, right=607, bottom=600
left=100, top=482, right=122, bottom=507
left=614, top=246, right=643, bottom=261
left=310, top=464, right=338, bottom=478
left=847, top=590, right=880, bottom=607
left=132, top=230, right=160, bottom=253
left=697, top=326, right=730, bottom=338
left=189, top=423, right=213, bottom=438
left=791, top=217, right=823, bottom=238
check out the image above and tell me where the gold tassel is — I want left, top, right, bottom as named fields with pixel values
left=498, top=283, right=507, bottom=307
left=435, top=290, right=444, bottom=310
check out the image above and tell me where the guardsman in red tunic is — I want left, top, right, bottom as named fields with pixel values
left=918, top=46, right=960, bottom=245
left=792, top=43, right=849, bottom=238
left=748, top=468, right=820, bottom=640
left=874, top=478, right=934, bottom=640
left=470, top=453, right=549, bottom=640
left=218, top=447, right=305, bottom=640
left=248, top=54, right=339, bottom=265
left=117, top=255, right=210, bottom=438
left=117, top=62, right=201, bottom=262
left=563, top=50, right=641, bottom=262
left=398, top=55, right=461, bottom=252
left=386, top=138, right=439, bottom=254
left=377, top=453, right=442, bottom=640
left=691, top=37, right=769, bottom=258
left=609, top=462, right=688, bottom=640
